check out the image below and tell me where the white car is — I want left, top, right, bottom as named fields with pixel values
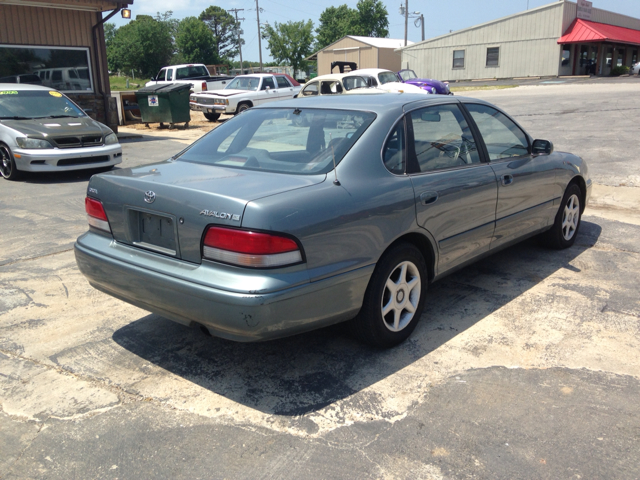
left=0, top=84, right=121, bottom=180
left=189, top=73, right=301, bottom=121
left=354, top=68, right=431, bottom=94
left=632, top=62, right=640, bottom=75
left=298, top=72, right=386, bottom=97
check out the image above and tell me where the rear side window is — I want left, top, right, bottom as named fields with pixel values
left=465, top=104, right=529, bottom=160
left=409, top=104, right=481, bottom=173
left=52, top=70, right=62, bottom=81
left=276, top=76, right=291, bottom=88
left=382, top=120, right=405, bottom=174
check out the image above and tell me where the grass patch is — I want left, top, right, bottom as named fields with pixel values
left=109, top=76, right=151, bottom=91
left=450, top=85, right=518, bottom=93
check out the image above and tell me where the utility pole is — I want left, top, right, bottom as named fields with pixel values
left=404, top=0, right=408, bottom=46
left=229, top=8, right=245, bottom=73
left=255, top=0, right=263, bottom=72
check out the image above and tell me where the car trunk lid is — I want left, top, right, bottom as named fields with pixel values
left=89, top=160, right=325, bottom=263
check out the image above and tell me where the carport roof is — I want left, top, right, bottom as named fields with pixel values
left=558, top=18, right=640, bottom=46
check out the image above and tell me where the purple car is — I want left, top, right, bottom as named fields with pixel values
left=397, top=69, right=453, bottom=95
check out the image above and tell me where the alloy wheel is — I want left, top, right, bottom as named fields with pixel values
left=381, top=260, right=421, bottom=332
left=562, top=194, right=580, bottom=241
left=0, top=146, right=12, bottom=178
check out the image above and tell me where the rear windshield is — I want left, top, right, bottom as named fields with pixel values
left=176, top=65, right=209, bottom=79
left=378, top=72, right=399, bottom=84
left=178, top=108, right=376, bottom=175
left=0, top=89, right=85, bottom=119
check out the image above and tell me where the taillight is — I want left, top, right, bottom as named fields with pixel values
left=202, top=226, right=303, bottom=268
left=202, top=82, right=207, bottom=91
left=85, top=197, right=111, bottom=233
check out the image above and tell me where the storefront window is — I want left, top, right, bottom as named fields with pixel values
left=0, top=45, right=93, bottom=93
left=561, top=45, right=571, bottom=66
left=617, top=48, right=625, bottom=67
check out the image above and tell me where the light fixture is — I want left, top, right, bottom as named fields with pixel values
left=121, top=8, right=131, bottom=19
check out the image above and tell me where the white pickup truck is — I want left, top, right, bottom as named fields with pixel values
left=145, top=64, right=233, bottom=93
left=189, top=73, right=301, bottom=121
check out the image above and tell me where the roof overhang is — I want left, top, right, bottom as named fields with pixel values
left=558, top=18, right=640, bottom=46
left=0, top=0, right=132, bottom=12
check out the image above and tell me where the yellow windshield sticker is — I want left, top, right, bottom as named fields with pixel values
left=0, top=90, right=18, bottom=95
left=49, top=91, right=62, bottom=97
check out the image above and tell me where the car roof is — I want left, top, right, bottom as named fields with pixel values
left=354, top=68, right=395, bottom=75
left=306, top=72, right=372, bottom=84
left=0, top=83, right=58, bottom=91
left=260, top=92, right=488, bottom=113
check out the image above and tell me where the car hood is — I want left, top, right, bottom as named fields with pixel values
left=201, top=89, right=254, bottom=98
left=1, top=116, right=109, bottom=137
left=405, top=78, right=448, bottom=89
left=89, top=160, right=326, bottom=263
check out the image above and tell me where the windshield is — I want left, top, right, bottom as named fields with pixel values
left=178, top=108, right=376, bottom=175
left=342, top=76, right=368, bottom=91
left=225, top=76, right=260, bottom=91
left=399, top=70, right=417, bottom=81
left=378, top=72, right=399, bottom=85
left=0, top=89, right=85, bottom=119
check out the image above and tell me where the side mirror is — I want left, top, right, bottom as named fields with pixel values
left=532, top=139, right=554, bottom=155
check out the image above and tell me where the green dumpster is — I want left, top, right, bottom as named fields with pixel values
left=135, top=83, right=191, bottom=129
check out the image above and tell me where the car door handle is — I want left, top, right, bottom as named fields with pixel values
left=419, top=191, right=438, bottom=205
left=501, top=174, right=514, bottom=186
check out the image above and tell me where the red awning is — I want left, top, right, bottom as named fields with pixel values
left=558, top=18, right=640, bottom=46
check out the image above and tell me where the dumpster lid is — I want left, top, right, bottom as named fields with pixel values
left=137, top=83, right=193, bottom=94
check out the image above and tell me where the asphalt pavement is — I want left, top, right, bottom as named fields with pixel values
left=1, top=82, right=639, bottom=479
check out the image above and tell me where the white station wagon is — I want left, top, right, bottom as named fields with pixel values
left=189, top=73, right=301, bottom=122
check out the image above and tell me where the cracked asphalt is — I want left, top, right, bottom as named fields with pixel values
left=1, top=82, right=639, bottom=479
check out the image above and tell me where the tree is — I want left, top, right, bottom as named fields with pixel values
left=176, top=17, right=218, bottom=64
left=199, top=6, right=243, bottom=61
left=104, top=23, right=118, bottom=72
left=315, top=5, right=356, bottom=51
left=315, top=0, right=389, bottom=51
left=353, top=0, right=389, bottom=38
left=262, top=20, right=314, bottom=76
left=107, top=14, right=174, bottom=77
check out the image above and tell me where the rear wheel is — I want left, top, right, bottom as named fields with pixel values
left=350, top=243, right=427, bottom=348
left=203, top=112, right=220, bottom=122
left=541, top=183, right=582, bottom=249
left=0, top=144, right=20, bottom=180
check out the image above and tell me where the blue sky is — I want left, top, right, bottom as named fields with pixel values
left=110, top=0, right=640, bottom=63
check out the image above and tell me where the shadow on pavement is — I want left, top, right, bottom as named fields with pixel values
left=112, top=221, right=602, bottom=416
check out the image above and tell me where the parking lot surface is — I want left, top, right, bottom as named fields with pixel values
left=1, top=82, right=639, bottom=479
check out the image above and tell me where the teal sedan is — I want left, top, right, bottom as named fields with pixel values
left=75, top=93, right=590, bottom=347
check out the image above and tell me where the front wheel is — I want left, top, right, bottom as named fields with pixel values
left=541, top=184, right=582, bottom=249
left=236, top=103, right=250, bottom=114
left=203, top=112, right=220, bottom=122
left=0, top=144, right=21, bottom=180
left=350, top=243, right=427, bottom=348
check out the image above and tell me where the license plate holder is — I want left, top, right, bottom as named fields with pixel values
left=129, top=210, right=178, bottom=256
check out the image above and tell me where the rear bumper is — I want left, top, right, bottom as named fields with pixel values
left=14, top=144, right=122, bottom=172
left=74, top=232, right=372, bottom=342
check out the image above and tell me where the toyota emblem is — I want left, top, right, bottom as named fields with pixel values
left=144, top=191, right=156, bottom=203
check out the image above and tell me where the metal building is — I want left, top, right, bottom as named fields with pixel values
left=309, top=36, right=413, bottom=76
left=399, top=0, right=640, bottom=81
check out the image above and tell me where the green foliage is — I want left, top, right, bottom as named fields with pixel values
left=262, top=20, right=314, bottom=76
left=199, top=6, right=243, bottom=61
left=106, top=13, right=174, bottom=77
left=610, top=65, right=630, bottom=76
left=176, top=17, right=219, bottom=64
left=315, top=0, right=389, bottom=51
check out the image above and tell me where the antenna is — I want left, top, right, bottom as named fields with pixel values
left=329, top=133, right=340, bottom=186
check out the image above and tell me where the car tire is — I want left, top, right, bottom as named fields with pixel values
left=541, top=183, right=583, bottom=249
left=203, top=112, right=221, bottom=122
left=236, top=103, right=250, bottom=114
left=350, top=242, right=428, bottom=348
left=0, top=143, right=21, bottom=181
